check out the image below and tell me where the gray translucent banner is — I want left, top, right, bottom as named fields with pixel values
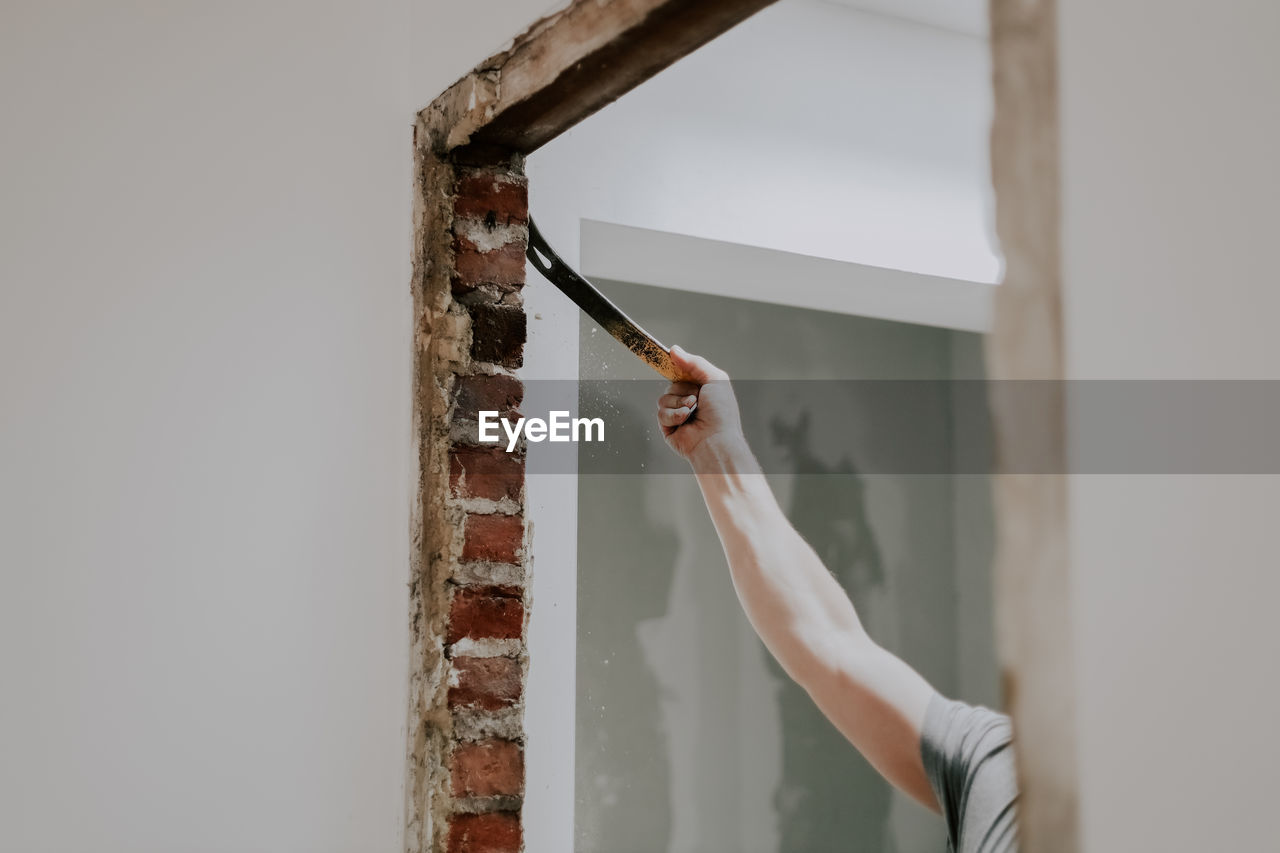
left=460, top=380, right=1280, bottom=474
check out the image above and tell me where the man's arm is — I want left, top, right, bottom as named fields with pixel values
left=657, top=346, right=940, bottom=811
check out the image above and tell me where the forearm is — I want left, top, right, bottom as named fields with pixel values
left=689, top=434, right=938, bottom=808
left=657, top=347, right=937, bottom=808
left=689, top=436, right=872, bottom=685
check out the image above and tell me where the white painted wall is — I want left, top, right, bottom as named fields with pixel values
left=579, top=220, right=993, bottom=332
left=0, top=1, right=557, bottom=851
left=1058, top=1, right=1280, bottom=850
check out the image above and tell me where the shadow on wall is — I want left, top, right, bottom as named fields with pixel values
left=572, top=279, right=994, bottom=853
left=574, top=399, right=902, bottom=853
left=574, top=397, right=676, bottom=851
left=768, top=412, right=891, bottom=853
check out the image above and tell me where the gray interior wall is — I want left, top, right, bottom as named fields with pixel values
left=950, top=332, right=1000, bottom=709
left=573, top=280, right=997, bottom=853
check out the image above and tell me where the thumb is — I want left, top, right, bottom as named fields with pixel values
left=669, top=344, right=726, bottom=384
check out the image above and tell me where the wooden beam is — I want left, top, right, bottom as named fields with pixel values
left=987, top=0, right=1079, bottom=851
left=421, top=0, right=777, bottom=158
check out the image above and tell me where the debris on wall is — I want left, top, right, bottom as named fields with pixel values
left=408, top=113, right=530, bottom=853
left=407, top=4, right=787, bottom=849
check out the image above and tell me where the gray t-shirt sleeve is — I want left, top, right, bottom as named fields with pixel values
left=920, top=693, right=1020, bottom=853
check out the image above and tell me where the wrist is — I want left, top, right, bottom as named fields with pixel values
left=688, top=432, right=753, bottom=474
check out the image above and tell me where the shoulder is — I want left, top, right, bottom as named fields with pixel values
left=920, top=694, right=1019, bottom=851
left=923, top=695, right=1013, bottom=774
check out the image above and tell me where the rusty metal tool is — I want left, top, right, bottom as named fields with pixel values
left=526, top=217, right=679, bottom=381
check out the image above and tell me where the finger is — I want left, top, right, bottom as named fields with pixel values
left=657, top=406, right=692, bottom=428
left=659, top=393, right=699, bottom=410
left=664, top=381, right=700, bottom=397
left=669, top=344, right=729, bottom=383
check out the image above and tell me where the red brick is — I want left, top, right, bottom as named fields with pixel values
left=454, top=171, right=528, bottom=226
left=450, top=445, right=524, bottom=502
left=462, top=513, right=523, bottom=564
left=447, top=812, right=521, bottom=853
left=452, top=235, right=526, bottom=295
left=447, top=586, right=523, bottom=645
left=449, top=656, right=522, bottom=710
left=468, top=304, right=525, bottom=368
left=450, top=739, right=524, bottom=798
left=454, top=374, right=523, bottom=421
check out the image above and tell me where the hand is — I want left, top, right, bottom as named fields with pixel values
left=656, top=345, right=745, bottom=462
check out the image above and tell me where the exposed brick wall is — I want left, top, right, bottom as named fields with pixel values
left=409, top=117, right=530, bottom=853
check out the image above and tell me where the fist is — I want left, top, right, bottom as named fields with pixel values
left=656, top=345, right=743, bottom=461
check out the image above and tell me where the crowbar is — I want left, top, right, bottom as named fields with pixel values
left=526, top=218, right=679, bottom=381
